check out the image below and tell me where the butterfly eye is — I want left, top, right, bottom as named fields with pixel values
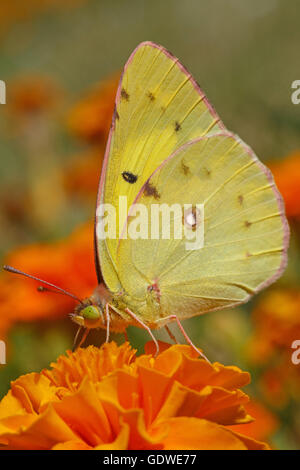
left=183, top=206, right=201, bottom=231
left=81, top=305, right=102, bottom=320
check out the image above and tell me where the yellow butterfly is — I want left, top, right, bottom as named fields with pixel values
left=5, top=42, right=289, bottom=359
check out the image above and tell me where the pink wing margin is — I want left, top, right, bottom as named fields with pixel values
left=118, top=131, right=290, bottom=299
left=93, top=41, right=226, bottom=281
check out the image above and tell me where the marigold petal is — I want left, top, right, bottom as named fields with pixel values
left=52, top=377, right=113, bottom=447
left=0, top=390, right=29, bottom=420
left=0, top=404, right=79, bottom=450
left=96, top=400, right=165, bottom=450
left=153, top=381, right=203, bottom=423
left=120, top=409, right=164, bottom=450
left=52, top=440, right=93, bottom=450
left=161, top=417, right=249, bottom=450
left=94, top=422, right=130, bottom=450
left=43, top=343, right=135, bottom=389
left=223, top=427, right=270, bottom=450
left=115, top=370, right=140, bottom=409
left=228, top=401, right=278, bottom=441
left=195, top=387, right=251, bottom=425
left=136, top=365, right=173, bottom=426
left=141, top=344, right=250, bottom=392
left=0, top=414, right=36, bottom=439
left=11, top=373, right=59, bottom=413
left=144, top=340, right=176, bottom=356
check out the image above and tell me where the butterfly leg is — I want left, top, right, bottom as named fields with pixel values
left=165, top=324, right=178, bottom=344
left=124, top=307, right=159, bottom=357
left=72, top=325, right=83, bottom=351
left=167, top=315, right=211, bottom=363
left=73, top=327, right=90, bottom=351
left=105, top=303, right=110, bottom=343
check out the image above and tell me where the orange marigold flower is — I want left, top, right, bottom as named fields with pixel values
left=0, top=341, right=269, bottom=450
left=268, top=151, right=300, bottom=218
left=67, top=75, right=120, bottom=143
left=0, top=222, right=96, bottom=337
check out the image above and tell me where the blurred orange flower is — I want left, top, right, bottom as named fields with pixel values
left=63, top=146, right=104, bottom=200
left=246, top=289, right=300, bottom=408
left=0, top=341, right=269, bottom=450
left=259, top=366, right=292, bottom=408
left=9, top=76, right=60, bottom=114
left=67, top=74, right=119, bottom=143
left=0, top=222, right=96, bottom=337
left=63, top=75, right=120, bottom=199
left=247, top=289, right=300, bottom=364
left=268, top=151, right=300, bottom=218
left=0, top=1, right=87, bottom=37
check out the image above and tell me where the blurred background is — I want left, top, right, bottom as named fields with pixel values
left=0, top=0, right=300, bottom=449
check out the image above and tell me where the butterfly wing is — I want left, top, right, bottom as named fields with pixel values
left=115, top=132, right=289, bottom=323
left=95, top=41, right=225, bottom=291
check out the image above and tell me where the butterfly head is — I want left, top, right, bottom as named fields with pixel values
left=70, top=302, right=105, bottom=329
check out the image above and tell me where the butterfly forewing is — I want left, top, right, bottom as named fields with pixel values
left=96, top=41, right=224, bottom=292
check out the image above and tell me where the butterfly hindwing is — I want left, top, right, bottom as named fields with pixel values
left=116, top=132, right=289, bottom=323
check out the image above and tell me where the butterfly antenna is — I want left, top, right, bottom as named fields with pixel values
left=3, top=265, right=83, bottom=304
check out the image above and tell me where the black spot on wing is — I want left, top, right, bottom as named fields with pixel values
left=144, top=181, right=160, bottom=200
left=238, top=195, right=244, bottom=205
left=181, top=159, right=190, bottom=175
left=122, top=172, right=138, bottom=184
left=244, top=220, right=252, bottom=228
left=147, top=91, right=155, bottom=101
left=203, top=167, right=211, bottom=176
left=174, top=121, right=181, bottom=132
left=121, top=88, right=129, bottom=101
